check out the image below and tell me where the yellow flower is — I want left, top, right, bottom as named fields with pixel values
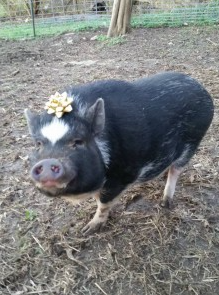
left=45, top=92, right=73, bottom=118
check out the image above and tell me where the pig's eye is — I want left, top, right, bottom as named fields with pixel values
left=35, top=140, right=43, bottom=149
left=71, top=139, right=84, bottom=148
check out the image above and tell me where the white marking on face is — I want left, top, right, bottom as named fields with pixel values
left=36, top=182, right=67, bottom=189
left=41, top=117, right=69, bottom=145
left=35, top=181, right=67, bottom=196
left=95, top=138, right=110, bottom=167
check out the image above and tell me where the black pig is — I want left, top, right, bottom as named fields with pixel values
left=92, top=1, right=106, bottom=12
left=25, top=72, right=214, bottom=234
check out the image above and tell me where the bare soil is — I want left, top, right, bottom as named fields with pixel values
left=1, top=26, right=219, bottom=295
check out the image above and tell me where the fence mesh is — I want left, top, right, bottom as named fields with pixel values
left=0, top=0, right=218, bottom=39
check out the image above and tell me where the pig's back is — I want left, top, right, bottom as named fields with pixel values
left=68, top=72, right=213, bottom=121
left=67, top=72, right=213, bottom=139
left=131, top=72, right=214, bottom=138
left=66, top=72, right=214, bottom=174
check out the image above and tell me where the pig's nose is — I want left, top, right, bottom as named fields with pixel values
left=31, top=159, right=64, bottom=182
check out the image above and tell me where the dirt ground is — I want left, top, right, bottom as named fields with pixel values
left=1, top=26, right=219, bottom=295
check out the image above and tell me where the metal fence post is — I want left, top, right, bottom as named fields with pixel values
left=30, top=0, right=36, bottom=37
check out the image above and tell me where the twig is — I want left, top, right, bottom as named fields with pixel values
left=32, top=235, right=45, bottom=252
left=66, top=248, right=89, bottom=270
left=94, top=282, right=109, bottom=295
left=206, top=38, right=219, bottom=47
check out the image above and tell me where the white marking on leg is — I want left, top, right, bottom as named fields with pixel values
left=82, top=193, right=119, bottom=234
left=91, top=197, right=112, bottom=224
left=41, top=117, right=69, bottom=145
left=163, top=165, right=183, bottom=202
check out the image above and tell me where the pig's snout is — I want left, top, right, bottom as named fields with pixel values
left=31, top=159, right=65, bottom=185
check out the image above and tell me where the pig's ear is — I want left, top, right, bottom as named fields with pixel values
left=24, top=109, right=39, bottom=136
left=86, top=98, right=105, bottom=135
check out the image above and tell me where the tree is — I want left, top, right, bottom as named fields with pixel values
left=107, top=0, right=133, bottom=37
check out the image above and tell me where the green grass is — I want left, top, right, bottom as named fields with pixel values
left=96, top=34, right=126, bottom=45
left=25, top=210, right=37, bottom=221
left=0, top=4, right=219, bottom=40
left=132, top=5, right=219, bottom=28
left=0, top=18, right=110, bottom=39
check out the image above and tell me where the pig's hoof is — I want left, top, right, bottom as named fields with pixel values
left=160, top=198, right=173, bottom=209
left=82, top=220, right=106, bottom=235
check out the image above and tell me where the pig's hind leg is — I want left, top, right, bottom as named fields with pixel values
left=160, top=165, right=183, bottom=208
left=161, top=143, right=198, bottom=209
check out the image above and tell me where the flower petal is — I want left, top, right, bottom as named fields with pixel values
left=50, top=102, right=59, bottom=107
left=56, top=111, right=63, bottom=118
left=64, top=105, right=72, bottom=112
left=56, top=106, right=64, bottom=112
left=47, top=108, right=55, bottom=114
left=62, top=92, right=68, bottom=99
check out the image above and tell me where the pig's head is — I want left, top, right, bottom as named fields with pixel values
left=25, top=97, right=108, bottom=197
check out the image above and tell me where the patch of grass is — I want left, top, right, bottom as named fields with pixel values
left=96, top=34, right=108, bottom=42
left=25, top=210, right=37, bottom=221
left=132, top=5, right=219, bottom=28
left=107, top=36, right=126, bottom=46
left=0, top=18, right=110, bottom=39
left=96, top=34, right=126, bottom=46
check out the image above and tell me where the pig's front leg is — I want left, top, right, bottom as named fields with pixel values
left=82, top=180, right=125, bottom=235
left=82, top=196, right=114, bottom=235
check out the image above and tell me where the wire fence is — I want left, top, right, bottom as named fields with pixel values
left=0, top=0, right=219, bottom=39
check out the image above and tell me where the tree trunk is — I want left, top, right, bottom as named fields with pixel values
left=107, top=0, right=133, bottom=37
left=34, top=0, right=41, bottom=15
left=23, top=0, right=40, bottom=16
